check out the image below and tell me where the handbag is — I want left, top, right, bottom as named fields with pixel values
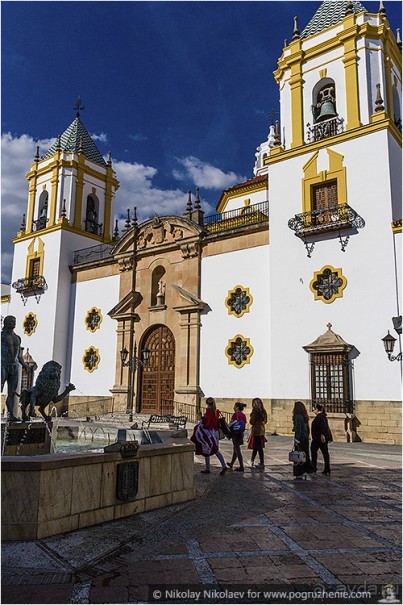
left=228, top=412, right=245, bottom=435
left=218, top=416, right=232, bottom=439
left=289, top=446, right=306, bottom=465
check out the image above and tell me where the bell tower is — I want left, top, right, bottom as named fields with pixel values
left=264, top=0, right=401, bottom=411
left=10, top=103, right=119, bottom=384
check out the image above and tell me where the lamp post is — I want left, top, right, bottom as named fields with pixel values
left=120, top=344, right=150, bottom=422
left=382, top=331, right=402, bottom=362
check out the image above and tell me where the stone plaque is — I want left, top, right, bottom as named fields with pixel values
left=116, top=461, right=139, bottom=501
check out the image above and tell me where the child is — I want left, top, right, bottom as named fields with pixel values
left=248, top=397, right=267, bottom=469
left=227, top=402, right=247, bottom=472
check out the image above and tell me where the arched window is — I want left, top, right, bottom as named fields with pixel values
left=151, top=266, right=166, bottom=306
left=85, top=194, right=101, bottom=235
left=312, top=79, right=337, bottom=124
left=36, top=191, right=48, bottom=230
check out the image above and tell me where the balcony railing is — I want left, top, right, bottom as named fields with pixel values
left=204, top=201, right=269, bottom=234
left=73, top=243, right=114, bottom=266
left=11, top=276, right=48, bottom=305
left=288, top=204, right=364, bottom=237
left=306, top=116, right=344, bottom=142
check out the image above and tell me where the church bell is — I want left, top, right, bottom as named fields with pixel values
left=316, top=100, right=337, bottom=122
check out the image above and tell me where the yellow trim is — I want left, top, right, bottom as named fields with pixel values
left=26, top=173, right=38, bottom=233
left=13, top=222, right=112, bottom=245
left=302, top=149, right=347, bottom=214
left=74, top=154, right=85, bottom=229
left=274, top=15, right=401, bottom=84
left=340, top=18, right=361, bottom=130
left=49, top=163, right=60, bottom=227
left=392, top=219, right=402, bottom=233
left=319, top=68, right=327, bottom=79
left=85, top=307, right=103, bottom=333
left=309, top=265, right=347, bottom=304
left=225, top=285, right=253, bottom=318
left=1, top=295, right=10, bottom=303
left=384, top=51, right=394, bottom=117
left=82, top=346, right=101, bottom=373
left=25, top=237, right=45, bottom=279
left=23, top=312, right=38, bottom=336
left=104, top=166, right=115, bottom=238
left=216, top=179, right=267, bottom=213
left=225, top=334, right=254, bottom=369
left=264, top=117, right=401, bottom=167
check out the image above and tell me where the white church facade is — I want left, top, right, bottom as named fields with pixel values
left=2, top=1, right=402, bottom=443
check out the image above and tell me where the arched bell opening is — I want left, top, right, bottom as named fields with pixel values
left=312, top=78, right=337, bottom=123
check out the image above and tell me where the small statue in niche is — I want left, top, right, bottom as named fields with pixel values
left=156, top=281, right=165, bottom=306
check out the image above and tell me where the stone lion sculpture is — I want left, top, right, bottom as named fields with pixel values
left=20, top=360, right=75, bottom=422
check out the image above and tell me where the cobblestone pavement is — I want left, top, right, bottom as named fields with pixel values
left=2, top=437, right=401, bottom=604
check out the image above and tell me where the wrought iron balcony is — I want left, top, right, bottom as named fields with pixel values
left=11, top=276, right=48, bottom=305
left=204, top=201, right=269, bottom=234
left=84, top=219, right=103, bottom=236
left=306, top=116, right=344, bottom=142
left=288, top=204, right=364, bottom=238
left=33, top=217, right=49, bottom=231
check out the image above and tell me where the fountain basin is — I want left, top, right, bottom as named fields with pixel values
left=2, top=439, right=195, bottom=541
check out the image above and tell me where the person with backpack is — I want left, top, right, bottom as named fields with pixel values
left=311, top=404, right=332, bottom=475
left=227, top=402, right=247, bottom=472
left=200, top=397, right=229, bottom=475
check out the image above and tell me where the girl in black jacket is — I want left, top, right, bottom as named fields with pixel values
left=311, top=404, right=331, bottom=475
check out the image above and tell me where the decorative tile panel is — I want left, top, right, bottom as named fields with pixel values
left=23, top=312, right=38, bottom=336
left=225, top=334, right=254, bottom=369
left=82, top=346, right=101, bottom=373
left=85, top=307, right=103, bottom=332
left=310, top=265, right=347, bottom=304
left=225, top=285, right=253, bottom=318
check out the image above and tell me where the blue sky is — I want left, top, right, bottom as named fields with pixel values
left=1, top=1, right=401, bottom=282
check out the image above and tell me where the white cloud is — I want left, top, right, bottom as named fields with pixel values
left=0, top=134, right=217, bottom=281
left=1, top=133, right=55, bottom=283
left=173, top=156, right=245, bottom=190
left=111, top=158, right=215, bottom=227
left=91, top=132, right=108, bottom=143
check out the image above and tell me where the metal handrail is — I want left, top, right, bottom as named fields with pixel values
left=306, top=116, right=344, bottom=142
left=204, top=201, right=269, bottom=234
left=288, top=203, right=364, bottom=235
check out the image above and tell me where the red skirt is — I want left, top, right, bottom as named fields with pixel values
left=247, top=434, right=267, bottom=450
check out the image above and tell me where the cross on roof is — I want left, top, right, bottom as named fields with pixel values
left=73, top=97, right=85, bottom=118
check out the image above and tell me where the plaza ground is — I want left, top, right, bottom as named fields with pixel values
left=2, top=435, right=401, bottom=604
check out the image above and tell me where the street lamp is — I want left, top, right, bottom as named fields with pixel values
left=120, top=344, right=150, bottom=421
left=382, top=331, right=402, bottom=362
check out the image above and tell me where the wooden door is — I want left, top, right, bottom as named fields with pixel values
left=140, top=325, right=175, bottom=414
left=313, top=181, right=338, bottom=225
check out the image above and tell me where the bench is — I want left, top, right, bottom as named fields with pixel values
left=141, top=414, right=188, bottom=430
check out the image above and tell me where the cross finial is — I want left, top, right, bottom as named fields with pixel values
left=74, top=97, right=85, bottom=118
left=268, top=109, right=279, bottom=126
left=327, top=323, right=332, bottom=331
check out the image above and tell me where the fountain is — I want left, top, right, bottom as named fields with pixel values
left=2, top=358, right=196, bottom=541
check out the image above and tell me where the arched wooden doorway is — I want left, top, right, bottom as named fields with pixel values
left=140, top=325, right=175, bottom=414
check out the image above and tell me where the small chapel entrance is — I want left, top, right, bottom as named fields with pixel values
left=139, top=325, right=175, bottom=415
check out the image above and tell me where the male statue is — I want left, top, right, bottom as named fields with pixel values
left=1, top=315, right=30, bottom=421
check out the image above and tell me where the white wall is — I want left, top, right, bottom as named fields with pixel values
left=200, top=245, right=270, bottom=399
left=268, top=128, right=401, bottom=402
left=69, top=274, right=120, bottom=396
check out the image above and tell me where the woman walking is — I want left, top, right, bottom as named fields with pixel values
left=311, top=404, right=331, bottom=475
left=227, top=402, right=247, bottom=472
left=248, top=397, right=267, bottom=469
left=292, top=401, right=312, bottom=479
left=200, top=397, right=229, bottom=475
